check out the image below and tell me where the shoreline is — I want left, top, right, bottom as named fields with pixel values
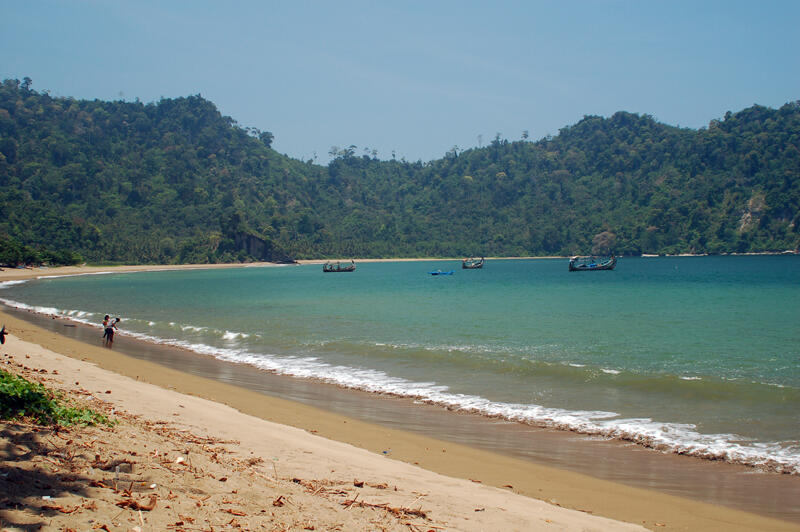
left=1, top=265, right=799, bottom=530
left=3, top=260, right=797, bottom=477
left=1, top=327, right=649, bottom=531
left=2, top=313, right=798, bottom=531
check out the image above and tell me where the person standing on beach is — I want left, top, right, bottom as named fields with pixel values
left=102, top=315, right=115, bottom=346
left=107, top=317, right=121, bottom=346
left=0, top=324, right=7, bottom=345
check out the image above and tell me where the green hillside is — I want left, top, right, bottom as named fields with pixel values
left=1, top=78, right=798, bottom=265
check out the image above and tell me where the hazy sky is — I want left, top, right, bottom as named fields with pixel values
left=2, top=1, right=798, bottom=163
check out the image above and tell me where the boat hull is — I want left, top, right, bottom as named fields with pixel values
left=462, top=258, right=484, bottom=269
left=323, top=262, right=356, bottom=273
left=568, top=256, right=617, bottom=271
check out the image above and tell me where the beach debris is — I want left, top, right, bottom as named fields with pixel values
left=343, top=493, right=359, bottom=509
left=92, top=456, right=135, bottom=472
left=115, top=494, right=157, bottom=511
left=41, top=503, right=80, bottom=514
left=222, top=508, right=247, bottom=516
left=353, top=479, right=364, bottom=488
left=340, top=497, right=428, bottom=520
left=273, top=495, right=286, bottom=507
left=474, top=508, right=485, bottom=512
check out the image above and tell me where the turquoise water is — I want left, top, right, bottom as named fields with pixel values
left=2, top=256, right=799, bottom=472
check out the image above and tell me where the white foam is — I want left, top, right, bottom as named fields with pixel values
left=0, top=280, right=28, bottom=289
left=2, top=295, right=798, bottom=474
left=601, top=368, right=621, bottom=375
left=222, top=330, right=250, bottom=341
left=179, top=344, right=799, bottom=474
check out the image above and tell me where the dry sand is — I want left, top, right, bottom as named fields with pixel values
left=2, top=264, right=797, bottom=531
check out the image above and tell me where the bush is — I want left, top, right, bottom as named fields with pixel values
left=0, top=369, right=113, bottom=426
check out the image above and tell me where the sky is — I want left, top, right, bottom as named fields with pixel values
left=2, top=1, right=799, bottom=164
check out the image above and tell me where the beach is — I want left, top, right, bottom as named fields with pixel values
left=1, top=264, right=799, bottom=531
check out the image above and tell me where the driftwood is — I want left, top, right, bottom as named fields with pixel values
left=41, top=504, right=80, bottom=514
left=340, top=497, right=427, bottom=519
left=115, top=494, right=157, bottom=511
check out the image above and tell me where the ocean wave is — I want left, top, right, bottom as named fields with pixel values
left=221, top=348, right=800, bottom=474
left=2, top=296, right=798, bottom=474
left=0, top=298, right=65, bottom=318
left=113, top=326, right=800, bottom=474
left=0, top=280, right=29, bottom=289
left=222, top=331, right=250, bottom=341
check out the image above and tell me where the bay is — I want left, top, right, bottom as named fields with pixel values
left=2, top=255, right=798, bottom=473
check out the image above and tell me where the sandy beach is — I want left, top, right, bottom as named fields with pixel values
left=2, top=264, right=798, bottom=531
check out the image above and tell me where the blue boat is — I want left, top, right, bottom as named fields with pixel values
left=429, top=269, right=454, bottom=275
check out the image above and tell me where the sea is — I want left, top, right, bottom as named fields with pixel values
left=1, top=256, right=799, bottom=480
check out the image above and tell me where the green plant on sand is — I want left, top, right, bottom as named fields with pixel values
left=0, top=369, right=114, bottom=426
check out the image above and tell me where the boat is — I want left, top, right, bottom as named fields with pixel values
left=428, top=269, right=454, bottom=275
left=323, top=260, right=356, bottom=273
left=461, top=257, right=484, bottom=269
left=568, top=255, right=617, bottom=271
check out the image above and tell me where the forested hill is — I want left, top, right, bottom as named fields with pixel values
left=0, top=78, right=798, bottom=265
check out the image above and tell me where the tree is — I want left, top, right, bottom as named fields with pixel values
left=0, top=80, right=797, bottom=262
left=592, top=231, right=617, bottom=255
left=259, top=131, right=274, bottom=148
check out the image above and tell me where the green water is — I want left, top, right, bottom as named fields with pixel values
left=2, top=255, right=798, bottom=472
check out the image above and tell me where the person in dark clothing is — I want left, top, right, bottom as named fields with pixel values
left=102, top=315, right=114, bottom=346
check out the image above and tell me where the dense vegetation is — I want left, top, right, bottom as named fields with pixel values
left=0, top=77, right=798, bottom=264
left=0, top=369, right=113, bottom=426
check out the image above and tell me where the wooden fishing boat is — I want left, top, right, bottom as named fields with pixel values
left=568, top=255, right=617, bottom=271
left=323, top=260, right=356, bottom=273
left=462, top=257, right=484, bottom=269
